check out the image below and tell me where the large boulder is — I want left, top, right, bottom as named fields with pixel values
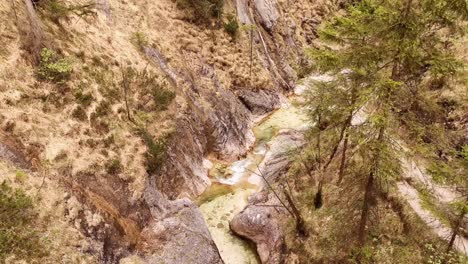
left=237, top=89, right=285, bottom=116
left=132, top=188, right=224, bottom=264
left=253, top=0, right=280, bottom=31
left=258, top=129, right=305, bottom=183
left=230, top=192, right=286, bottom=264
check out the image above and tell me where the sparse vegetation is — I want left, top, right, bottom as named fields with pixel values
left=175, top=0, right=224, bottom=23
left=38, top=0, right=96, bottom=24
left=152, top=86, right=176, bottom=112
left=36, top=48, right=72, bottom=83
left=72, top=105, right=87, bottom=121
left=0, top=182, right=47, bottom=261
left=137, top=128, right=168, bottom=174
left=95, top=100, right=112, bottom=117
left=74, top=91, right=94, bottom=107
left=14, top=170, right=27, bottom=184
left=223, top=14, right=239, bottom=39
left=132, top=32, right=149, bottom=50
left=120, top=66, right=175, bottom=122
left=105, top=158, right=123, bottom=175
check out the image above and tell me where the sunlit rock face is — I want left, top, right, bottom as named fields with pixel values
left=230, top=191, right=287, bottom=264
left=139, top=198, right=224, bottom=264
left=237, top=88, right=285, bottom=116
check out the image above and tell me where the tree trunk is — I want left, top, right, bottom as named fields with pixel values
left=323, top=119, right=348, bottom=171
left=337, top=132, right=349, bottom=185
left=358, top=125, right=385, bottom=246
left=358, top=169, right=374, bottom=246
left=284, top=190, right=308, bottom=237
left=446, top=197, right=467, bottom=254
left=314, top=180, right=323, bottom=209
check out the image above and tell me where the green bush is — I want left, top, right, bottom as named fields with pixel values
left=132, top=32, right=149, bottom=50
left=0, top=182, right=47, bottom=261
left=176, top=0, right=223, bottom=23
left=15, top=170, right=27, bottom=184
left=427, top=161, right=454, bottom=185
left=152, top=87, right=175, bottom=111
left=37, top=48, right=72, bottom=83
left=138, top=129, right=167, bottom=174
left=74, top=91, right=94, bottom=107
left=223, top=14, right=239, bottom=39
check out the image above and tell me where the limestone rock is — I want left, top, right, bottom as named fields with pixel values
left=237, top=89, right=284, bottom=116
left=254, top=0, right=279, bottom=31
left=258, top=129, right=305, bottom=183
left=139, top=196, right=223, bottom=264
left=230, top=192, right=286, bottom=264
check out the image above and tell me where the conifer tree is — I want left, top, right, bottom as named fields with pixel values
left=306, top=0, right=467, bottom=248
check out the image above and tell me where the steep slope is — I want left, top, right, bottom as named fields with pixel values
left=0, top=0, right=342, bottom=262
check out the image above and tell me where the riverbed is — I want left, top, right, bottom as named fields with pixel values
left=198, top=100, right=308, bottom=264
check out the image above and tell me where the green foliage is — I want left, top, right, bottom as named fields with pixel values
left=132, top=32, right=148, bottom=50
left=120, top=67, right=175, bottom=113
left=0, top=182, right=47, bottom=261
left=418, top=188, right=451, bottom=225
left=425, top=243, right=467, bottom=264
left=427, top=161, right=454, bottom=184
left=39, top=0, right=96, bottom=24
left=105, top=158, right=123, bottom=175
left=74, top=91, right=94, bottom=107
left=37, top=48, right=72, bottom=83
left=176, top=0, right=224, bottom=23
left=152, top=86, right=176, bottom=111
left=223, top=14, right=239, bottom=39
left=137, top=129, right=168, bottom=174
left=301, top=0, right=467, bottom=250
left=15, top=170, right=28, bottom=184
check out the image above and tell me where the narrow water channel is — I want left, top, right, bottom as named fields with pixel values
left=197, top=100, right=308, bottom=264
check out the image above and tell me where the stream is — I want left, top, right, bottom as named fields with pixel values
left=197, top=100, right=308, bottom=264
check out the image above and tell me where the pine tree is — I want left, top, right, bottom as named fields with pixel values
left=306, top=0, right=467, bottom=249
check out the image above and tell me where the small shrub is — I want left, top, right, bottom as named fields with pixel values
left=72, top=105, right=87, bottom=121
left=132, top=32, right=148, bottom=50
left=0, top=182, right=47, bottom=261
left=74, top=91, right=94, bottom=107
left=137, top=129, right=167, bottom=174
left=152, top=87, right=175, bottom=111
left=105, top=158, right=122, bottom=175
left=223, top=14, right=239, bottom=39
left=37, top=48, right=72, bottom=83
left=95, top=100, right=112, bottom=117
left=176, top=0, right=224, bottom=23
left=15, top=170, right=28, bottom=184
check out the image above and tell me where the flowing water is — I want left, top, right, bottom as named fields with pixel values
left=198, top=101, right=308, bottom=264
